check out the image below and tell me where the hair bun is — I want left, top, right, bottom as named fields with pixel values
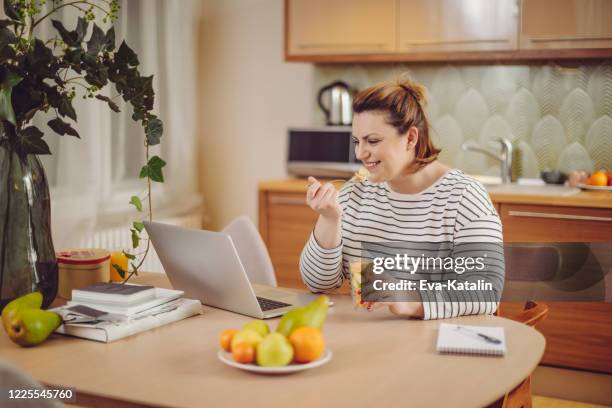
left=398, top=79, right=427, bottom=106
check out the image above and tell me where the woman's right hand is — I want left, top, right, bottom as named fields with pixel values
left=306, top=176, right=342, bottom=220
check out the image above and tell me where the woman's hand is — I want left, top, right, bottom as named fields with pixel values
left=306, top=176, right=342, bottom=220
left=364, top=301, right=425, bottom=318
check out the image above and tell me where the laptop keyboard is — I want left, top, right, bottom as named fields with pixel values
left=256, top=297, right=291, bottom=311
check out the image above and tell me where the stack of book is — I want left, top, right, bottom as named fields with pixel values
left=52, top=282, right=201, bottom=342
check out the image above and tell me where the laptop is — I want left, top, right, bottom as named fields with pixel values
left=144, top=221, right=317, bottom=318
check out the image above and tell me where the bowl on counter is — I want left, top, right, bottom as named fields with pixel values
left=540, top=170, right=567, bottom=185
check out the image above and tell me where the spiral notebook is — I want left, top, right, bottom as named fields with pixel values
left=436, top=323, right=506, bottom=357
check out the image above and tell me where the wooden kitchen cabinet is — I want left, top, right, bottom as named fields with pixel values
left=285, top=0, right=612, bottom=62
left=286, top=0, right=396, bottom=56
left=520, top=0, right=612, bottom=50
left=259, top=190, right=317, bottom=288
left=498, top=202, right=612, bottom=374
left=397, top=0, right=518, bottom=53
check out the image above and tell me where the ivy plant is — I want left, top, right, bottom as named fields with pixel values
left=0, top=0, right=164, bottom=283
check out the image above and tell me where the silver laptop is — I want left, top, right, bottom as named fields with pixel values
left=144, top=221, right=316, bottom=318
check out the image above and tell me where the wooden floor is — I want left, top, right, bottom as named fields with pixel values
left=534, top=396, right=611, bottom=408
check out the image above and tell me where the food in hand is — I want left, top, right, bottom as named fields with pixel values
left=276, top=295, right=329, bottom=336
left=589, top=170, right=608, bottom=187
left=256, top=333, right=294, bottom=367
left=230, top=329, right=263, bottom=351
left=288, top=327, right=325, bottom=363
left=349, top=261, right=365, bottom=308
left=242, top=320, right=270, bottom=337
left=219, top=329, right=237, bottom=352
left=2, top=292, right=61, bottom=347
left=232, top=342, right=256, bottom=364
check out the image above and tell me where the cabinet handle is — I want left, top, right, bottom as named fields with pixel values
left=508, top=210, right=612, bottom=222
left=404, top=38, right=509, bottom=46
left=298, top=43, right=388, bottom=50
left=270, top=196, right=306, bottom=206
left=530, top=35, right=612, bottom=43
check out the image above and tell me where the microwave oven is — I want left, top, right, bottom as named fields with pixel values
left=287, top=126, right=361, bottom=178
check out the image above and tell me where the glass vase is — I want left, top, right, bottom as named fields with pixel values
left=0, top=143, right=58, bottom=310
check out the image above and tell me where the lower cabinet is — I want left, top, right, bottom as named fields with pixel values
left=259, top=187, right=612, bottom=373
left=498, top=203, right=612, bottom=374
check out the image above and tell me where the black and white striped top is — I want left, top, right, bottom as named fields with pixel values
left=299, top=169, right=505, bottom=320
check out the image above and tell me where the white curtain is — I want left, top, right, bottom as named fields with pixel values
left=31, top=0, right=202, bottom=249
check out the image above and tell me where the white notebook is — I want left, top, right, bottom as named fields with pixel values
left=436, top=323, right=506, bottom=357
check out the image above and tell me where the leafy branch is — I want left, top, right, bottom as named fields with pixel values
left=0, top=0, right=164, bottom=283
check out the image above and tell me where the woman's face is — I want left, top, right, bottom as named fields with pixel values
left=351, top=111, right=416, bottom=183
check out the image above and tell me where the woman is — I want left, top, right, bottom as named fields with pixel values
left=299, top=79, right=504, bottom=320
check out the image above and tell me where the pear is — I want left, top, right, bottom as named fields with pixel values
left=2, top=292, right=43, bottom=332
left=256, top=333, right=293, bottom=367
left=276, top=308, right=302, bottom=337
left=230, top=329, right=263, bottom=351
left=276, top=295, right=329, bottom=336
left=242, top=320, right=270, bottom=337
left=6, top=308, right=62, bottom=347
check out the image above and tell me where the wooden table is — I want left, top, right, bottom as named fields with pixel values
left=0, top=274, right=545, bottom=408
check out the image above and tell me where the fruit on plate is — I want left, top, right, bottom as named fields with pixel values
left=232, top=342, right=256, bottom=364
left=276, top=295, right=329, bottom=336
left=288, top=327, right=325, bottom=363
left=242, top=320, right=270, bottom=337
left=589, top=170, right=608, bottom=187
left=2, top=292, right=62, bottom=347
left=230, top=329, right=263, bottom=351
left=256, top=333, right=294, bottom=367
left=219, top=329, right=237, bottom=352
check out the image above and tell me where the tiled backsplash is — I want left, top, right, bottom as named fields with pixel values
left=314, top=63, right=612, bottom=177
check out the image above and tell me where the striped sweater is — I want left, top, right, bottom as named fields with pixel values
left=299, top=169, right=505, bottom=320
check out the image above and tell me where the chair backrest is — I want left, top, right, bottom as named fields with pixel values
left=513, top=301, right=549, bottom=327
left=222, top=215, right=277, bottom=287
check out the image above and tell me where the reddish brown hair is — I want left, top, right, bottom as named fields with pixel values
left=352, top=79, right=440, bottom=168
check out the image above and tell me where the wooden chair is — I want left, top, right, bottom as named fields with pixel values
left=489, top=301, right=549, bottom=408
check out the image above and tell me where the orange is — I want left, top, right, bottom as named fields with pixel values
left=288, top=327, right=325, bottom=363
left=219, top=329, right=237, bottom=352
left=590, top=171, right=608, bottom=187
left=232, top=343, right=255, bottom=364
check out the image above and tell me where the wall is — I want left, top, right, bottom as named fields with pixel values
left=197, top=0, right=314, bottom=230
left=315, top=62, right=612, bottom=177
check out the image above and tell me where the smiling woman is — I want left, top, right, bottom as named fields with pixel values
left=299, top=79, right=505, bottom=320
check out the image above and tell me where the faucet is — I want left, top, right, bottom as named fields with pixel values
left=461, top=138, right=513, bottom=183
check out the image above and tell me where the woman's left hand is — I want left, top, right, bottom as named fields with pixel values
left=364, top=301, right=424, bottom=318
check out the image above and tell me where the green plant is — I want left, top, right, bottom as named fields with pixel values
left=0, top=0, right=164, bottom=283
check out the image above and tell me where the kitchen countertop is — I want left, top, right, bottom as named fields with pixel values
left=258, top=179, right=612, bottom=209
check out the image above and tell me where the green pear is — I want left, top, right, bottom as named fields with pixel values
left=276, top=295, right=329, bottom=336
left=242, top=320, right=270, bottom=337
left=276, top=308, right=302, bottom=337
left=6, top=308, right=62, bottom=347
left=2, top=292, right=43, bottom=332
left=256, top=333, right=293, bottom=367
left=302, top=295, right=329, bottom=330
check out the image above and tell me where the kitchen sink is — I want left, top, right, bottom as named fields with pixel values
left=470, top=175, right=580, bottom=196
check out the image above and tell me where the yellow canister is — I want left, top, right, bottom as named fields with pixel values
left=57, top=249, right=111, bottom=300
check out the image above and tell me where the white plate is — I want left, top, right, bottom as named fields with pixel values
left=217, top=349, right=332, bottom=374
left=577, top=184, right=612, bottom=191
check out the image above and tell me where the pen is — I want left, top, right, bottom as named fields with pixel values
left=455, top=325, right=502, bottom=344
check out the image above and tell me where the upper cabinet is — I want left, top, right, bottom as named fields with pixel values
left=520, top=0, right=612, bottom=50
left=286, top=0, right=396, bottom=56
left=285, top=0, right=612, bottom=62
left=398, top=0, right=518, bottom=53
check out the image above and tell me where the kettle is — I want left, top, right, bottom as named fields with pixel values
left=317, top=81, right=352, bottom=126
